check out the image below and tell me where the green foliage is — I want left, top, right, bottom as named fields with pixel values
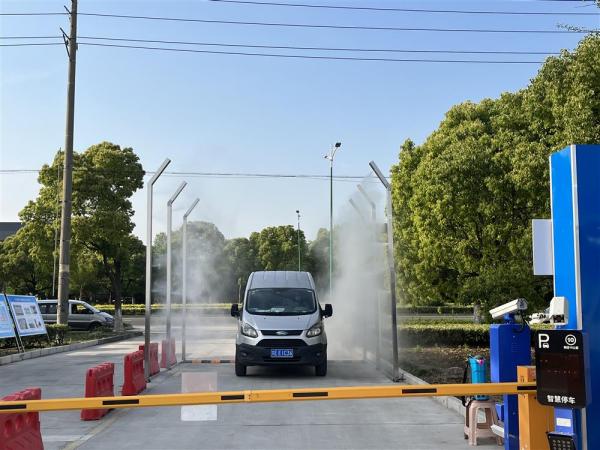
left=306, top=228, right=330, bottom=293
left=94, top=303, right=230, bottom=315
left=250, top=225, right=307, bottom=271
left=46, top=324, right=69, bottom=345
left=399, top=321, right=552, bottom=348
left=153, top=223, right=311, bottom=302
left=399, top=323, right=490, bottom=348
left=391, top=36, right=600, bottom=313
left=397, top=305, right=473, bottom=315
left=0, top=142, right=145, bottom=328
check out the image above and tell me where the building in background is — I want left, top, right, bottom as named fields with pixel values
left=0, top=222, right=22, bottom=241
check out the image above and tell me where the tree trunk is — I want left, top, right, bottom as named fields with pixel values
left=112, top=261, right=124, bottom=332
left=103, top=254, right=124, bottom=332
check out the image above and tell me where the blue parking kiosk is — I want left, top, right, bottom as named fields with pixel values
left=547, top=145, right=599, bottom=450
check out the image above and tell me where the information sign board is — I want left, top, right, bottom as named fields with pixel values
left=0, top=295, right=16, bottom=339
left=6, top=295, right=47, bottom=337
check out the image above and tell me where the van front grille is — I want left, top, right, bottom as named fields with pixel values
left=261, top=330, right=303, bottom=336
left=257, top=339, right=307, bottom=348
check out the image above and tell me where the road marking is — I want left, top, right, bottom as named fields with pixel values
left=180, top=372, right=218, bottom=422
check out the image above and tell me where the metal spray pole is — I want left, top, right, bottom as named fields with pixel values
left=181, top=198, right=199, bottom=362
left=357, top=184, right=381, bottom=369
left=349, top=198, right=367, bottom=224
left=144, top=159, right=171, bottom=380
left=166, top=181, right=187, bottom=369
left=369, top=161, right=400, bottom=382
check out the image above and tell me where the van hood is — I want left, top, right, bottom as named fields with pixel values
left=244, top=313, right=317, bottom=331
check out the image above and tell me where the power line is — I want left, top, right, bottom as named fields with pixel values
left=0, top=36, right=61, bottom=39
left=0, top=168, right=382, bottom=181
left=0, top=42, right=62, bottom=47
left=78, top=41, right=546, bottom=63
left=0, top=35, right=564, bottom=55
left=206, top=0, right=600, bottom=15
left=76, top=12, right=587, bottom=33
left=0, top=12, right=66, bottom=16
left=76, top=35, right=560, bottom=55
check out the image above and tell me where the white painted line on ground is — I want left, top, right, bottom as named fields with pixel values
left=180, top=372, right=218, bottom=422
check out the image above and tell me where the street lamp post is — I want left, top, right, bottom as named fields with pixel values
left=324, top=142, right=341, bottom=299
left=296, top=209, right=301, bottom=271
left=166, top=181, right=187, bottom=369
left=369, top=161, right=401, bottom=382
left=181, top=198, right=199, bottom=362
left=144, top=158, right=171, bottom=380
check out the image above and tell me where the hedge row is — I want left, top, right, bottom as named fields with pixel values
left=399, top=323, right=489, bottom=347
left=91, top=304, right=473, bottom=316
left=94, top=303, right=231, bottom=315
left=397, top=305, right=473, bottom=315
left=398, top=322, right=552, bottom=348
left=1, top=324, right=71, bottom=350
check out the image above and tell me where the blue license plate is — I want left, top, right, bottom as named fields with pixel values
left=270, top=349, right=294, bottom=358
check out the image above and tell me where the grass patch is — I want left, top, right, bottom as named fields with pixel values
left=0, top=327, right=133, bottom=357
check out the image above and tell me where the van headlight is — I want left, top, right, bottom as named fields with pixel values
left=306, top=323, right=322, bottom=338
left=241, top=322, right=258, bottom=338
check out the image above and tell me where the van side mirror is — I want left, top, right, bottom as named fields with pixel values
left=230, top=304, right=240, bottom=318
left=323, top=304, right=333, bottom=318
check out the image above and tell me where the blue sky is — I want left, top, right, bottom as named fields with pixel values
left=1, top=0, right=598, bottom=243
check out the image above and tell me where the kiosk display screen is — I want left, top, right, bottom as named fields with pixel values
left=535, top=330, right=587, bottom=408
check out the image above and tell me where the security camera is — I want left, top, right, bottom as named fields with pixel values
left=489, top=298, right=528, bottom=320
left=530, top=297, right=568, bottom=326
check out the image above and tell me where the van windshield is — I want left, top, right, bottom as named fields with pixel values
left=246, top=288, right=316, bottom=316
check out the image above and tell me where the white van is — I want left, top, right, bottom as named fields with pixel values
left=38, top=299, right=114, bottom=330
left=231, top=271, right=333, bottom=377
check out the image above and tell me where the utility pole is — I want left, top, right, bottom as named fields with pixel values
left=57, top=0, right=78, bottom=325
left=181, top=198, right=199, bottom=363
left=296, top=210, right=301, bottom=270
left=52, top=156, right=61, bottom=298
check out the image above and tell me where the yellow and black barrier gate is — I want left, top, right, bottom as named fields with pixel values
left=0, top=382, right=536, bottom=413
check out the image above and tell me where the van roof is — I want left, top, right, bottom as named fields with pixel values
left=38, top=299, right=83, bottom=303
left=248, top=271, right=315, bottom=290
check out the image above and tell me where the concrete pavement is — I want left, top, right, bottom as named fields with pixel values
left=1, top=313, right=498, bottom=449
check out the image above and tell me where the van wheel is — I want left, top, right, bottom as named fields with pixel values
left=235, top=361, right=247, bottom=377
left=315, top=358, right=327, bottom=376
left=88, top=322, right=102, bottom=331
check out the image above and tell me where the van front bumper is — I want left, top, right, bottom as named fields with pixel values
left=236, top=343, right=326, bottom=366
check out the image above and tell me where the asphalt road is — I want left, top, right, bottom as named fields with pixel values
left=1, top=314, right=497, bottom=449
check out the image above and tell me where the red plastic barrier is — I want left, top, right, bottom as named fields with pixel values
left=121, top=350, right=146, bottom=396
left=139, top=343, right=160, bottom=376
left=0, top=388, right=43, bottom=450
left=160, top=338, right=177, bottom=369
left=81, top=362, right=115, bottom=421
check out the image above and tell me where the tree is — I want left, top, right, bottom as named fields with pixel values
left=153, top=221, right=231, bottom=303
left=390, top=35, right=600, bottom=314
left=224, top=237, right=258, bottom=301
left=249, top=225, right=307, bottom=272
left=1, top=142, right=145, bottom=329
left=306, top=228, right=330, bottom=294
